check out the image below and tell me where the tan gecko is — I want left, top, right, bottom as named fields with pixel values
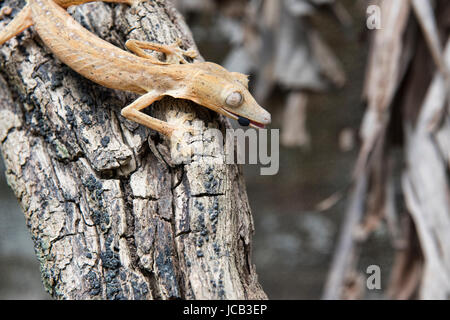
left=0, top=0, right=271, bottom=137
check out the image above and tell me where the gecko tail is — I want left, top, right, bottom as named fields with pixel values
left=0, top=4, right=33, bottom=46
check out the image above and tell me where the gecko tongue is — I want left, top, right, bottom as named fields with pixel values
left=238, top=116, right=251, bottom=127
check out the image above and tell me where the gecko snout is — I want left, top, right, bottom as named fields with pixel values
left=262, top=112, right=271, bottom=124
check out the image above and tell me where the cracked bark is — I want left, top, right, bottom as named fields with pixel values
left=0, top=0, right=267, bottom=300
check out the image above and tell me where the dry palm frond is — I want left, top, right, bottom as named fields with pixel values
left=324, top=0, right=450, bottom=300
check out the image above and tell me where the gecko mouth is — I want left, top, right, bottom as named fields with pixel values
left=222, top=110, right=266, bottom=129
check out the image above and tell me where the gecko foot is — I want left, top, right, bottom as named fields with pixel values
left=165, top=39, right=198, bottom=64
left=125, top=0, right=148, bottom=6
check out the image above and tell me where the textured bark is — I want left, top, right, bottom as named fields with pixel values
left=0, top=0, right=266, bottom=300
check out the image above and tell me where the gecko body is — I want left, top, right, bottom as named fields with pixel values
left=0, top=0, right=271, bottom=136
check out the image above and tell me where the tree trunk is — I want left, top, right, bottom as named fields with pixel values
left=0, top=0, right=267, bottom=300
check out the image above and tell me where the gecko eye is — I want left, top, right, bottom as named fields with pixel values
left=225, top=91, right=243, bottom=108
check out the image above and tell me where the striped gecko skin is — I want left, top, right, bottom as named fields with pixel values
left=0, top=0, right=271, bottom=136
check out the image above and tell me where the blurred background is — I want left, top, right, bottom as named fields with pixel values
left=1, top=0, right=449, bottom=299
left=0, top=160, right=49, bottom=299
left=176, top=0, right=392, bottom=299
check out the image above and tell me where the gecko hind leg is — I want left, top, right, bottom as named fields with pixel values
left=0, top=4, right=33, bottom=46
left=125, top=39, right=198, bottom=64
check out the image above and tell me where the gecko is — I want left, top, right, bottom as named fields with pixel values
left=0, top=0, right=271, bottom=137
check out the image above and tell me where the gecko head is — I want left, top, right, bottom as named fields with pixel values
left=186, top=62, right=271, bottom=129
left=219, top=85, right=271, bottom=129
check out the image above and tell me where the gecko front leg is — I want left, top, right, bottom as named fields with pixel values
left=121, top=92, right=174, bottom=136
left=121, top=92, right=196, bottom=137
left=56, top=0, right=141, bottom=8
left=125, top=39, right=198, bottom=64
